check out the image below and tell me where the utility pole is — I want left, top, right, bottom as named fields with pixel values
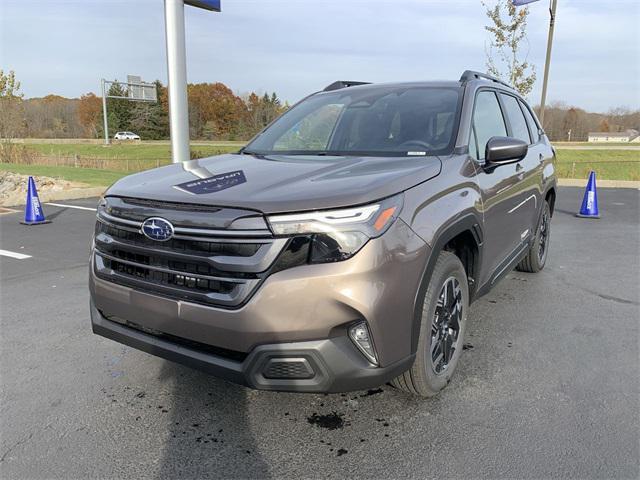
left=538, top=0, right=558, bottom=128
left=164, top=0, right=191, bottom=163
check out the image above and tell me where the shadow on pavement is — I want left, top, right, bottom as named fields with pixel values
left=156, top=362, right=270, bottom=479
left=43, top=207, right=69, bottom=221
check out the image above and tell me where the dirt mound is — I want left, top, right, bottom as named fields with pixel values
left=0, top=172, right=89, bottom=206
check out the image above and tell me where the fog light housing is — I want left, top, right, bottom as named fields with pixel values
left=348, top=322, right=378, bottom=365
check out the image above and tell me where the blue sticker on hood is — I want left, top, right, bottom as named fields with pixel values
left=173, top=170, right=246, bottom=195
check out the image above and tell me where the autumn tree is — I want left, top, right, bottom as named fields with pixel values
left=483, top=0, right=536, bottom=96
left=187, top=82, right=247, bottom=139
left=23, top=95, right=83, bottom=138
left=245, top=93, right=264, bottom=133
left=77, top=93, right=103, bottom=138
left=0, top=70, right=27, bottom=161
left=243, top=91, right=287, bottom=138
left=562, top=107, right=579, bottom=141
left=0, top=70, right=25, bottom=140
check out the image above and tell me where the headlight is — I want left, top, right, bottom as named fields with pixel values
left=267, top=194, right=403, bottom=264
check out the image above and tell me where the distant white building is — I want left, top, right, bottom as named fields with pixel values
left=588, top=129, right=639, bottom=143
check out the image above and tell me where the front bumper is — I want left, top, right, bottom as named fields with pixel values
left=91, top=300, right=414, bottom=392
left=90, top=218, right=430, bottom=392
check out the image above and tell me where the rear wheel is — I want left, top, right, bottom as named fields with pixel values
left=517, top=200, right=551, bottom=273
left=392, top=251, right=469, bottom=397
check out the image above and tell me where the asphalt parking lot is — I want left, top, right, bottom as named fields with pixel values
left=1, top=186, right=638, bottom=479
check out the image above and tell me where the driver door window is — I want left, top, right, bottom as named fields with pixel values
left=472, top=91, right=507, bottom=160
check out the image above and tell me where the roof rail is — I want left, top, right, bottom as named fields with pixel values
left=323, top=80, right=371, bottom=92
left=459, top=70, right=513, bottom=90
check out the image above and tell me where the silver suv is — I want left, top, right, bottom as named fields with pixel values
left=90, top=71, right=556, bottom=396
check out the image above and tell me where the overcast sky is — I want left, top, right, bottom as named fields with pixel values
left=1, top=0, right=639, bottom=112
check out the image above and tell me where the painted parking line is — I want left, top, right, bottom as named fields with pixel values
left=0, top=207, right=19, bottom=215
left=45, top=203, right=97, bottom=212
left=0, top=249, right=32, bottom=260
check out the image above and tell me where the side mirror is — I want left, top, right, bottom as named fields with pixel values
left=485, top=136, right=528, bottom=165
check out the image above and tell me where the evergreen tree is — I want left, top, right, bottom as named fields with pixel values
left=106, top=81, right=133, bottom=135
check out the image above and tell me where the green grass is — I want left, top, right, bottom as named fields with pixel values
left=4, top=146, right=639, bottom=185
left=0, top=163, right=126, bottom=187
left=555, top=149, right=640, bottom=180
left=24, top=142, right=242, bottom=161
left=554, top=141, right=638, bottom=147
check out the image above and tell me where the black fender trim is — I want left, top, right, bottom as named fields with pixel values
left=410, top=213, right=483, bottom=354
left=542, top=184, right=557, bottom=216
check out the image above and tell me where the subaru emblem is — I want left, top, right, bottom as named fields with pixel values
left=141, top=217, right=174, bottom=242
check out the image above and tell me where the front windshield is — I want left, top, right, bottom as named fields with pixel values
left=245, top=86, right=461, bottom=157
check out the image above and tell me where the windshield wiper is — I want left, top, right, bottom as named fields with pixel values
left=240, top=148, right=260, bottom=155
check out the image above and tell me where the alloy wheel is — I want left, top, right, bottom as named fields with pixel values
left=430, top=277, right=463, bottom=375
left=538, top=208, right=550, bottom=263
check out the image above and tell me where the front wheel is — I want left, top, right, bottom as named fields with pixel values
left=517, top=200, right=551, bottom=273
left=392, top=251, right=469, bottom=397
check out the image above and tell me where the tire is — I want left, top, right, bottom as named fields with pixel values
left=516, top=200, right=551, bottom=273
left=392, top=251, right=469, bottom=397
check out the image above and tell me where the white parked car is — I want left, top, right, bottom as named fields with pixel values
left=113, top=131, right=141, bottom=141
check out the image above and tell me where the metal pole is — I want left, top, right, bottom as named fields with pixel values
left=101, top=79, right=110, bottom=145
left=164, top=0, right=190, bottom=163
left=538, top=0, right=557, bottom=128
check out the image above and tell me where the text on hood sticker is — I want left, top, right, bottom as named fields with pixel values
left=173, top=170, right=247, bottom=195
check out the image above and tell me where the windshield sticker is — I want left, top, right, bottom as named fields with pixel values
left=407, top=151, right=427, bottom=156
left=173, top=170, right=247, bottom=195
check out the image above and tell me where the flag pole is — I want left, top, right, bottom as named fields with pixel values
left=538, top=0, right=557, bottom=128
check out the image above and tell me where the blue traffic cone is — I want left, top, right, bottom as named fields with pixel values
left=576, top=171, right=600, bottom=219
left=20, top=176, right=51, bottom=225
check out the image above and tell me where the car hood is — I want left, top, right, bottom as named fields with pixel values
left=105, top=153, right=442, bottom=214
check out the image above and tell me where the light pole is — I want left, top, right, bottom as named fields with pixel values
left=163, top=0, right=221, bottom=163
left=164, top=0, right=191, bottom=163
left=101, top=79, right=109, bottom=145
left=538, top=0, right=558, bottom=127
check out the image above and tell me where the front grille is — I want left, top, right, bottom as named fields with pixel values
left=97, top=223, right=261, bottom=258
left=93, top=198, right=286, bottom=308
left=102, top=256, right=237, bottom=294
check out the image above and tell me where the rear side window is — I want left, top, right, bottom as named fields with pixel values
left=472, top=91, right=507, bottom=160
left=519, top=100, right=540, bottom=143
left=500, top=94, right=531, bottom=144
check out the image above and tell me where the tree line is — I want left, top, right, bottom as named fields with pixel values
left=2, top=72, right=288, bottom=142
left=76, top=80, right=288, bottom=141
left=536, top=103, right=640, bottom=142
left=2, top=70, right=639, bottom=143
